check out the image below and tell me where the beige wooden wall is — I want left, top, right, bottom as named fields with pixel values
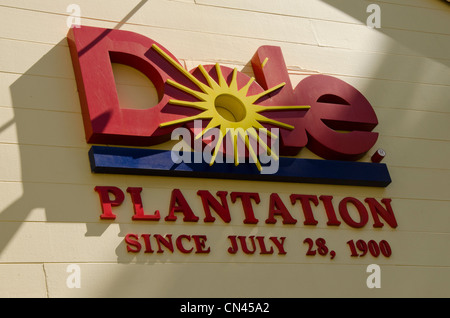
left=0, top=0, right=449, bottom=297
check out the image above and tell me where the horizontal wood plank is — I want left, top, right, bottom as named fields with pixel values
left=43, top=262, right=450, bottom=297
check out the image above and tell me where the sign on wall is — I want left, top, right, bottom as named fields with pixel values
left=68, top=26, right=391, bottom=187
left=67, top=26, right=397, bottom=261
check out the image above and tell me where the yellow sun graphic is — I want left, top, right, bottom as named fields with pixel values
left=152, top=44, right=310, bottom=171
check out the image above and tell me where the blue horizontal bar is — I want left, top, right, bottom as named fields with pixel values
left=88, top=146, right=391, bottom=187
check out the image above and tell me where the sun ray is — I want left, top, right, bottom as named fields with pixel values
left=229, top=68, right=238, bottom=91
left=254, top=113, right=295, bottom=130
left=197, top=64, right=219, bottom=90
left=166, top=79, right=208, bottom=102
left=238, top=77, right=255, bottom=97
left=159, top=113, right=213, bottom=127
left=209, top=130, right=224, bottom=165
left=252, top=125, right=275, bottom=140
left=168, top=99, right=210, bottom=111
left=238, top=129, right=262, bottom=171
left=153, top=46, right=311, bottom=169
left=255, top=105, right=311, bottom=113
left=194, top=117, right=221, bottom=140
left=152, top=44, right=211, bottom=94
left=248, top=82, right=286, bottom=103
left=246, top=128, right=279, bottom=161
left=261, top=57, right=269, bottom=69
left=251, top=122, right=278, bottom=140
left=215, top=63, right=226, bottom=87
left=228, top=128, right=239, bottom=166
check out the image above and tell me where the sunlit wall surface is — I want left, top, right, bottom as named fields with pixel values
left=0, top=0, right=449, bottom=297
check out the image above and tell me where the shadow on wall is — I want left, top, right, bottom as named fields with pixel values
left=3, top=38, right=169, bottom=266
left=3, top=39, right=94, bottom=249
left=318, top=0, right=450, bottom=67
left=1, top=0, right=449, bottom=297
left=316, top=0, right=450, bottom=150
left=2, top=0, right=449, bottom=255
left=1, top=0, right=151, bottom=264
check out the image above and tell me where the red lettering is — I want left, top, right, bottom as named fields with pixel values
left=298, top=75, right=379, bottom=160
left=270, top=237, right=287, bottom=255
left=266, top=193, right=297, bottom=224
left=256, top=236, right=274, bottom=255
left=365, top=198, right=398, bottom=228
left=227, top=235, right=287, bottom=255
left=154, top=234, right=174, bottom=253
left=70, top=28, right=378, bottom=161
left=141, top=234, right=154, bottom=253
left=95, top=186, right=398, bottom=231
left=165, top=189, right=199, bottom=222
left=290, top=194, right=319, bottom=225
left=176, top=234, right=193, bottom=254
left=192, top=235, right=210, bottom=254
left=127, top=187, right=160, bottom=220
left=126, top=234, right=209, bottom=254
left=251, top=46, right=308, bottom=155
left=238, top=236, right=257, bottom=254
left=68, top=26, right=181, bottom=145
left=94, top=186, right=125, bottom=220
left=319, top=195, right=341, bottom=226
left=197, top=190, right=231, bottom=223
left=339, top=197, right=369, bottom=228
left=252, top=46, right=378, bottom=159
left=230, top=192, right=260, bottom=224
left=124, top=233, right=141, bottom=253
left=227, top=235, right=238, bottom=254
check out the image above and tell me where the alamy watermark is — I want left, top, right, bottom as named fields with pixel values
left=66, top=264, right=81, bottom=289
left=66, top=4, right=82, bottom=28
left=366, top=4, right=381, bottom=29
left=170, top=120, right=280, bottom=175
left=366, top=264, right=381, bottom=289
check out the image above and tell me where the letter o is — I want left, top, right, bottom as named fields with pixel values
left=338, top=197, right=369, bottom=228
